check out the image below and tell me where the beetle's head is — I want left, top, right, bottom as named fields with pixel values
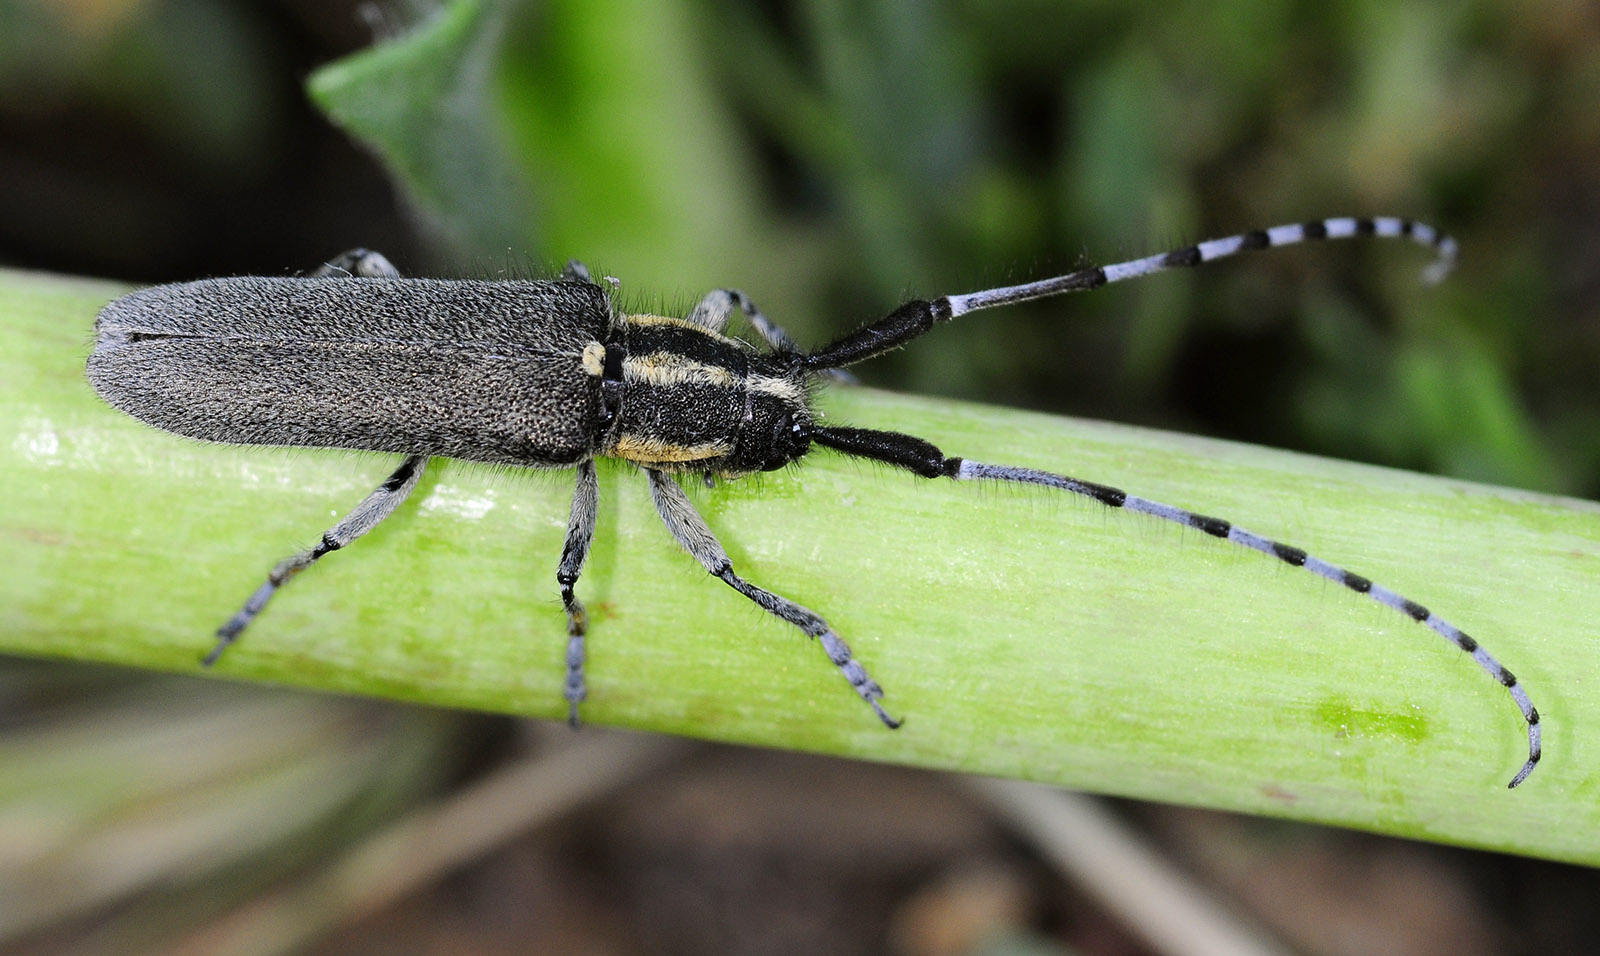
left=727, top=369, right=813, bottom=474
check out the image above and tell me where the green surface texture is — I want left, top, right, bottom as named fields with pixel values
left=6, top=267, right=1599, bottom=864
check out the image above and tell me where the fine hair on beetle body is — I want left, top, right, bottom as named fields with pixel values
left=84, top=218, right=1542, bottom=789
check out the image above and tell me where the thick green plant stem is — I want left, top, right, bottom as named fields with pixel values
left=6, top=268, right=1600, bottom=864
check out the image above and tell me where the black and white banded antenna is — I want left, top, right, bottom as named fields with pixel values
left=944, top=216, right=1458, bottom=316
left=806, top=216, right=1540, bottom=789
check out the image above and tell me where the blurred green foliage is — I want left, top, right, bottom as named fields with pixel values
left=309, top=0, right=530, bottom=254
left=4, top=0, right=1597, bottom=497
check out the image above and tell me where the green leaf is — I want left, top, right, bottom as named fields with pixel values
left=307, top=0, right=530, bottom=257
left=8, top=266, right=1600, bottom=864
left=494, top=0, right=775, bottom=294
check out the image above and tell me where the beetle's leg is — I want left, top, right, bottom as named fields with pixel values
left=807, top=424, right=1541, bottom=788
left=206, top=455, right=429, bottom=666
left=205, top=247, right=414, bottom=665
left=557, top=460, right=599, bottom=726
left=645, top=468, right=899, bottom=727
left=685, top=287, right=805, bottom=348
left=683, top=289, right=741, bottom=335
left=312, top=248, right=400, bottom=279
left=686, top=288, right=855, bottom=381
left=214, top=247, right=411, bottom=639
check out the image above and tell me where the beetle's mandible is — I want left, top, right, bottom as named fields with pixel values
left=85, top=219, right=1542, bottom=788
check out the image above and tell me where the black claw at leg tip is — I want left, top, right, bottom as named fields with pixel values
left=200, top=636, right=229, bottom=668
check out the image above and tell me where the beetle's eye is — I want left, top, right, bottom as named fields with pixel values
left=773, top=411, right=793, bottom=443
left=759, top=411, right=800, bottom=471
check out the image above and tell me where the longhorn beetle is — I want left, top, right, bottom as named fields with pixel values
left=85, top=216, right=1542, bottom=788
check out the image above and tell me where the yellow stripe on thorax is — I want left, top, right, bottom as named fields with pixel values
left=611, top=434, right=731, bottom=464
left=623, top=351, right=737, bottom=388
left=747, top=374, right=803, bottom=404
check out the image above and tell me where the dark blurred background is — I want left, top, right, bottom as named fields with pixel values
left=3, top=0, right=1599, bottom=953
